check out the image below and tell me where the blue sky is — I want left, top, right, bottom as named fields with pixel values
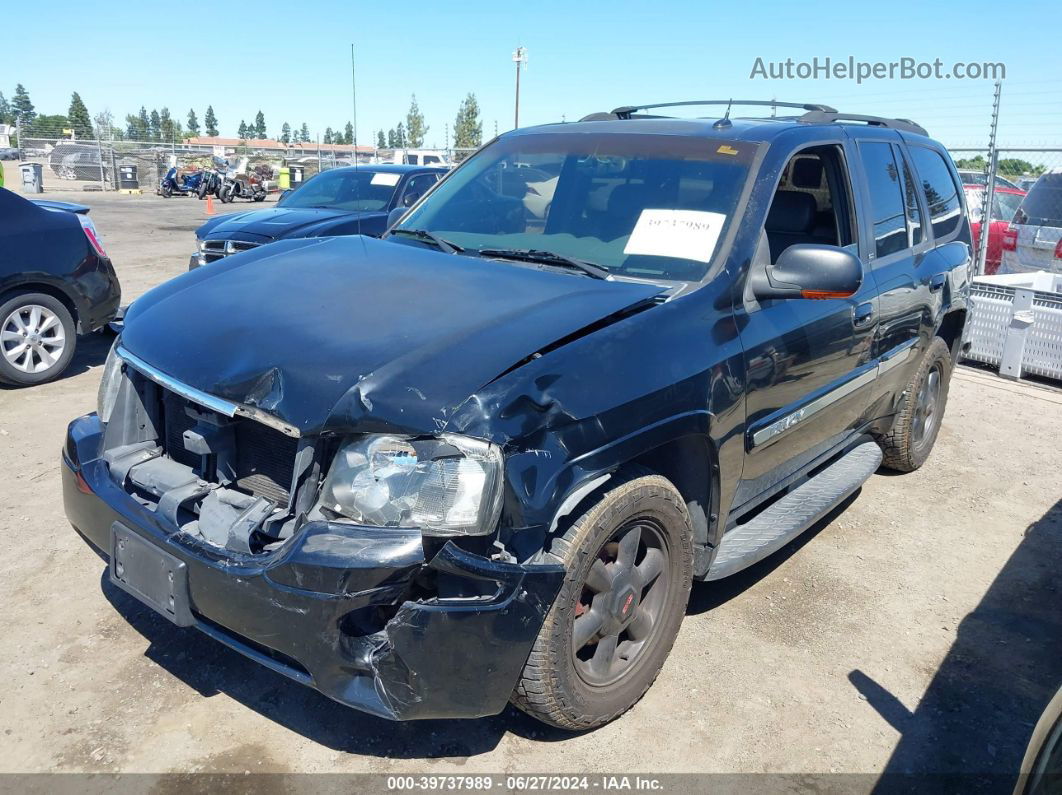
left=7, top=0, right=1062, bottom=148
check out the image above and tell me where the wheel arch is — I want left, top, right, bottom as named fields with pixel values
left=935, top=307, right=967, bottom=361
left=0, top=281, right=81, bottom=332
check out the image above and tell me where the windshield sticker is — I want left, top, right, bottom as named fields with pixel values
left=371, top=172, right=401, bottom=186
left=623, top=209, right=727, bottom=264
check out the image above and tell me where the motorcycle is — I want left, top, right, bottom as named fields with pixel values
left=218, top=171, right=266, bottom=203
left=196, top=169, right=224, bottom=199
left=159, top=167, right=205, bottom=198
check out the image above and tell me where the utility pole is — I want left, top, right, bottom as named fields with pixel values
left=513, top=46, right=528, bottom=129
left=977, top=80, right=1002, bottom=276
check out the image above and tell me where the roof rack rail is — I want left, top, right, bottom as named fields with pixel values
left=797, top=111, right=928, bottom=136
left=607, top=100, right=837, bottom=120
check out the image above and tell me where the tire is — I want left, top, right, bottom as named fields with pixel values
left=512, top=468, right=694, bottom=730
left=253, top=192, right=265, bottom=202
left=879, top=336, right=952, bottom=472
left=161, top=182, right=172, bottom=198
left=197, top=181, right=208, bottom=199
left=220, top=185, right=234, bottom=203
left=0, top=291, right=77, bottom=387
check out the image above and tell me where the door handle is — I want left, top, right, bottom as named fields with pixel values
left=928, top=273, right=946, bottom=292
left=853, top=302, right=875, bottom=328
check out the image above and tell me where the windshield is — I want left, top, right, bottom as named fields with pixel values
left=280, top=169, right=400, bottom=211
left=1017, top=174, right=1062, bottom=227
left=395, top=132, right=755, bottom=281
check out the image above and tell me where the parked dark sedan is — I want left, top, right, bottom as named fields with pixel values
left=0, top=188, right=121, bottom=386
left=189, top=164, right=445, bottom=268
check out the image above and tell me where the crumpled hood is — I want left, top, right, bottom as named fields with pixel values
left=197, top=206, right=379, bottom=241
left=122, top=236, right=664, bottom=436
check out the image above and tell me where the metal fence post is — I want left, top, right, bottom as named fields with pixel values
left=96, top=137, right=106, bottom=188
left=15, top=115, right=22, bottom=161
left=976, top=80, right=1002, bottom=277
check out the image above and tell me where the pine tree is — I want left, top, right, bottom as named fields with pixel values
left=376, top=130, right=386, bottom=149
left=344, top=121, right=354, bottom=145
left=254, top=110, right=266, bottom=139
left=132, top=107, right=149, bottom=141
left=299, top=122, right=310, bottom=143
left=148, top=109, right=161, bottom=141
left=12, top=84, right=35, bottom=124
left=280, top=122, right=291, bottom=144
left=323, top=127, right=334, bottom=145
left=405, top=94, right=428, bottom=148
left=159, top=107, right=177, bottom=142
left=187, top=109, right=200, bottom=136
left=387, top=128, right=397, bottom=148
left=66, top=92, right=93, bottom=139
left=237, top=121, right=248, bottom=139
left=204, top=105, right=219, bottom=137
left=453, top=93, right=482, bottom=149
left=395, top=122, right=407, bottom=148
left=0, top=93, right=10, bottom=125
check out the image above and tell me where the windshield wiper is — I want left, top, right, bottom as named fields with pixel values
left=477, top=248, right=609, bottom=280
left=389, top=228, right=463, bottom=254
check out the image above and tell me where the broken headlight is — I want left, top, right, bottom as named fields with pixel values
left=319, top=434, right=504, bottom=536
left=96, top=338, right=123, bottom=424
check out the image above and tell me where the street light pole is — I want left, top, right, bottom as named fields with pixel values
left=512, top=46, right=527, bottom=129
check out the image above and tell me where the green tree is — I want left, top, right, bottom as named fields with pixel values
left=136, top=107, right=151, bottom=140
left=159, top=107, right=179, bottom=143
left=453, top=93, right=482, bottom=149
left=299, top=122, right=310, bottom=143
left=395, top=122, right=407, bottom=148
left=387, top=128, right=397, bottom=147
left=954, top=155, right=986, bottom=171
left=254, top=110, right=266, bottom=139
left=323, top=127, right=334, bottom=145
left=186, top=108, right=200, bottom=136
left=280, top=122, right=291, bottom=144
left=12, top=83, right=35, bottom=124
left=344, top=121, right=354, bottom=145
left=405, top=94, right=428, bottom=148
left=237, top=120, right=248, bottom=139
left=33, top=114, right=69, bottom=137
left=67, top=92, right=93, bottom=138
left=148, top=109, right=161, bottom=141
left=0, top=93, right=10, bottom=124
left=998, top=158, right=1045, bottom=177
left=376, top=130, right=386, bottom=149
left=93, top=109, right=115, bottom=140
left=204, top=105, right=219, bottom=136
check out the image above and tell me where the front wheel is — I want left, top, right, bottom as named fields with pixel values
left=161, top=182, right=172, bottom=198
left=512, top=469, right=693, bottom=730
left=219, top=185, right=234, bottom=203
left=879, top=336, right=953, bottom=472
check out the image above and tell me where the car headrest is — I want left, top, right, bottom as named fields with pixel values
left=607, top=183, right=645, bottom=220
left=766, top=191, right=817, bottom=234
left=791, top=158, right=824, bottom=189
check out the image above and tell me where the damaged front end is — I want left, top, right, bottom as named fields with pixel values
left=63, top=344, right=564, bottom=720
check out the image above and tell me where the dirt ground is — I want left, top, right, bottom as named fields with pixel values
left=0, top=186, right=1059, bottom=786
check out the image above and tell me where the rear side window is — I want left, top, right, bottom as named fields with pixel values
left=909, top=147, right=963, bottom=238
left=859, top=142, right=907, bottom=258
left=898, top=150, right=924, bottom=246
left=1016, top=174, right=1062, bottom=227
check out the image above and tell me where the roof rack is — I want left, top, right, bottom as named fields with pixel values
left=797, top=110, right=928, bottom=136
left=608, top=100, right=837, bottom=120
left=581, top=100, right=928, bottom=136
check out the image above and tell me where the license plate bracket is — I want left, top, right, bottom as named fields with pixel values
left=109, top=522, right=194, bottom=627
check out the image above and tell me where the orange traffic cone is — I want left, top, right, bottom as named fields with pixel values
left=206, top=195, right=216, bottom=216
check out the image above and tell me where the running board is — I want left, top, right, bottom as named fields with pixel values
left=706, top=441, right=882, bottom=580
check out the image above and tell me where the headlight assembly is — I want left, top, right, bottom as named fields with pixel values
left=96, top=338, right=123, bottom=424
left=319, top=434, right=504, bottom=536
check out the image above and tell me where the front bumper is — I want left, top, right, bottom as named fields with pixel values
left=62, top=414, right=564, bottom=720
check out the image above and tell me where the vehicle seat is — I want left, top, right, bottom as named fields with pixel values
left=765, top=190, right=818, bottom=261
left=600, top=183, right=647, bottom=241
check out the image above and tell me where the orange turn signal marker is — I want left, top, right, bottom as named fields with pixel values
left=801, top=290, right=854, bottom=300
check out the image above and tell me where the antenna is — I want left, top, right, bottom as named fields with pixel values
left=350, top=44, right=358, bottom=166
left=723, top=98, right=733, bottom=120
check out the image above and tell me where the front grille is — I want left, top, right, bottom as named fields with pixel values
left=160, top=390, right=298, bottom=505
left=201, top=239, right=261, bottom=263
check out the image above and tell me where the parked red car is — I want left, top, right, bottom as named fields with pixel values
left=964, top=184, right=1026, bottom=274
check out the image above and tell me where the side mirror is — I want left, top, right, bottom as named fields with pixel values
left=386, top=206, right=408, bottom=230
left=751, top=244, right=863, bottom=300
left=402, top=191, right=421, bottom=207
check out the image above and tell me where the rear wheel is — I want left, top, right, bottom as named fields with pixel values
left=0, top=292, right=77, bottom=387
left=879, top=336, right=952, bottom=472
left=512, top=469, right=693, bottom=730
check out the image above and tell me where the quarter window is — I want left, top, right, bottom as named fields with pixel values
left=897, top=149, right=924, bottom=247
left=909, top=147, right=963, bottom=238
left=859, top=142, right=907, bottom=258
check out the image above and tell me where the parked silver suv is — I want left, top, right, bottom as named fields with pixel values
left=1001, top=171, right=1062, bottom=274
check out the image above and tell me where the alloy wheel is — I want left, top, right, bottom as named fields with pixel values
left=1, top=304, right=67, bottom=374
left=572, top=520, right=671, bottom=687
left=912, top=363, right=942, bottom=447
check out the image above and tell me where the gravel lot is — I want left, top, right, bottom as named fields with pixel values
left=0, top=188, right=1059, bottom=785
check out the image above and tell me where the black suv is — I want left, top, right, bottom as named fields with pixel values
left=62, top=101, right=971, bottom=729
